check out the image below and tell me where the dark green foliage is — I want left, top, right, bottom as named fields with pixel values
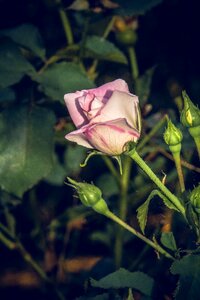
left=91, top=268, right=154, bottom=296
left=171, top=255, right=200, bottom=300
left=0, top=105, right=55, bottom=196
left=0, top=24, right=46, bottom=59
left=0, top=40, right=35, bottom=88
left=35, top=62, right=94, bottom=102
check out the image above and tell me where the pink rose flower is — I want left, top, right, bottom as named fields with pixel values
left=64, top=79, right=141, bottom=155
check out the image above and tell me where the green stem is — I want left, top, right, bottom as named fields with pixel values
left=103, top=16, right=116, bottom=39
left=137, top=115, right=168, bottom=152
left=16, top=241, right=50, bottom=281
left=0, top=231, right=15, bottom=249
left=58, top=8, right=74, bottom=45
left=127, top=46, right=139, bottom=81
left=172, top=151, right=185, bottom=193
left=128, top=150, right=186, bottom=217
left=88, top=16, right=116, bottom=78
left=114, top=156, right=132, bottom=268
left=106, top=211, right=174, bottom=260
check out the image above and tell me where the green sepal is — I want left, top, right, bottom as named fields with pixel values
left=80, top=150, right=123, bottom=175
left=113, top=155, right=123, bottom=175
left=80, top=150, right=102, bottom=167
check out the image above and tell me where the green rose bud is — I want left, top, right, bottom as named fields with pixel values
left=163, top=119, right=183, bottom=153
left=181, top=91, right=200, bottom=128
left=180, top=91, right=200, bottom=158
left=67, top=177, right=110, bottom=215
left=115, top=29, right=138, bottom=46
left=190, top=185, right=200, bottom=213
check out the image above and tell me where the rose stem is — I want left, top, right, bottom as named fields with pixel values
left=127, top=149, right=186, bottom=217
left=105, top=211, right=175, bottom=260
left=127, top=46, right=139, bottom=81
left=57, top=1, right=74, bottom=45
left=114, top=156, right=132, bottom=268
left=88, top=16, right=116, bottom=77
left=172, top=151, right=185, bottom=193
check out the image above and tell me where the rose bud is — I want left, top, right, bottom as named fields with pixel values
left=181, top=91, right=200, bottom=158
left=67, top=177, right=110, bottom=215
left=190, top=185, right=200, bottom=214
left=64, top=79, right=141, bottom=156
left=163, top=119, right=183, bottom=154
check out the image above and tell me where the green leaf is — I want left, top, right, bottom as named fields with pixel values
left=0, top=24, right=46, bottom=60
left=91, top=268, right=154, bottom=296
left=0, top=105, right=56, bottom=197
left=115, top=0, right=163, bottom=15
left=64, top=144, right=87, bottom=175
left=135, top=67, right=155, bottom=106
left=137, top=190, right=179, bottom=233
left=171, top=255, right=200, bottom=300
left=85, top=36, right=127, bottom=64
left=161, top=232, right=177, bottom=252
left=35, top=62, right=94, bottom=102
left=0, top=40, right=35, bottom=88
left=0, top=88, right=15, bottom=103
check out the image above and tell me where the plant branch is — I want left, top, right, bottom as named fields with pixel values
left=114, top=156, right=132, bottom=268
left=127, top=150, right=186, bottom=217
left=58, top=7, right=74, bottom=45
left=106, top=211, right=175, bottom=260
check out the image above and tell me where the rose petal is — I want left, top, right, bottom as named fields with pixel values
left=88, top=79, right=129, bottom=103
left=91, top=90, right=140, bottom=130
left=64, top=91, right=89, bottom=128
left=64, top=79, right=131, bottom=128
left=65, top=127, right=94, bottom=149
left=83, top=118, right=140, bottom=155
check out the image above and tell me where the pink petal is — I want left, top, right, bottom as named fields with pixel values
left=88, top=79, right=130, bottom=103
left=83, top=118, right=140, bottom=155
left=65, top=127, right=94, bottom=149
left=64, top=91, right=88, bottom=128
left=92, top=90, right=140, bottom=131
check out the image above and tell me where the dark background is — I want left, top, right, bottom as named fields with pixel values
left=0, top=0, right=199, bottom=103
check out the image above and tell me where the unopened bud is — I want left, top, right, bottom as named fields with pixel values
left=190, top=185, right=200, bottom=213
left=67, top=177, right=110, bottom=215
left=163, top=119, right=183, bottom=153
left=181, top=91, right=200, bottom=128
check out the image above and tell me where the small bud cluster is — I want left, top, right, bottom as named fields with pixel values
left=163, top=91, right=200, bottom=157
